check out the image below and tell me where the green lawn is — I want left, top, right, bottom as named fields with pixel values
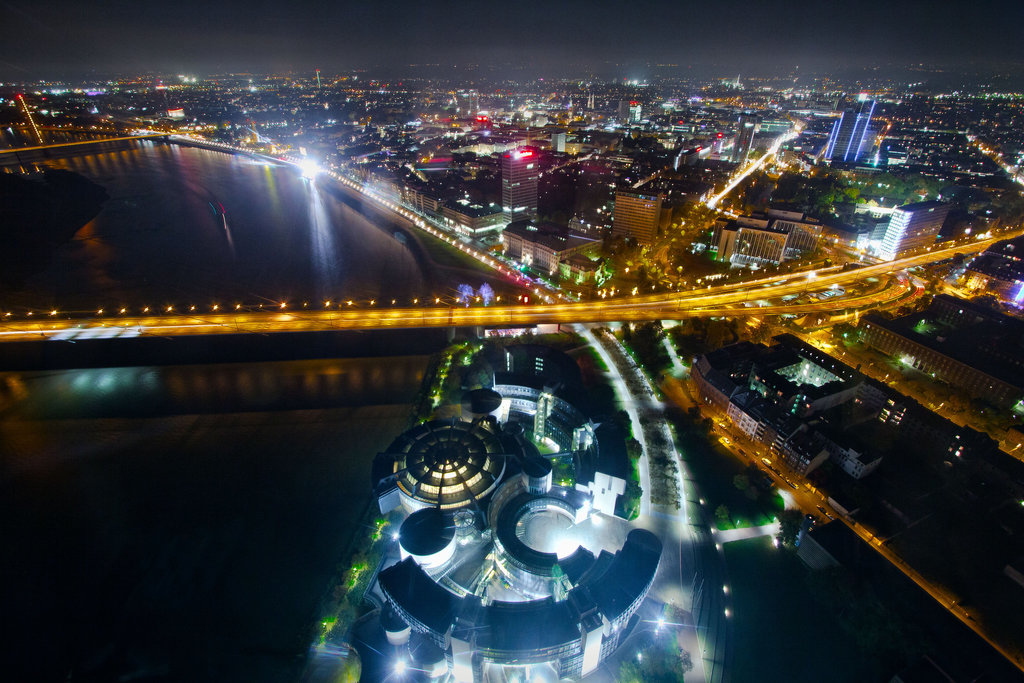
left=674, top=420, right=782, bottom=528
left=725, top=537, right=885, bottom=683
left=415, top=231, right=495, bottom=271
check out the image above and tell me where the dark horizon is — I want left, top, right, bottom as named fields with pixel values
left=2, top=0, right=1023, bottom=81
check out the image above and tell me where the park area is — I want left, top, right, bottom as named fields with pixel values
left=725, top=536, right=885, bottom=682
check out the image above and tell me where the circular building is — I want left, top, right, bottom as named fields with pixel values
left=381, top=605, right=411, bottom=646
left=384, top=420, right=508, bottom=512
left=461, top=388, right=504, bottom=420
left=399, top=508, right=456, bottom=570
left=522, top=455, right=553, bottom=495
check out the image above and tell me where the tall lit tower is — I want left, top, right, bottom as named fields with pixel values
left=501, top=147, right=539, bottom=219
left=315, top=69, right=321, bottom=89
left=824, top=97, right=876, bottom=163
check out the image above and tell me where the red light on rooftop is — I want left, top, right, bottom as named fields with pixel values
left=516, top=150, right=534, bottom=158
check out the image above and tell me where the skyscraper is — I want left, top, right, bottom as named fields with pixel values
left=617, top=99, right=630, bottom=122
left=879, top=200, right=950, bottom=261
left=612, top=190, right=664, bottom=245
left=501, top=147, right=539, bottom=219
left=732, top=113, right=758, bottom=164
left=825, top=98, right=876, bottom=163
left=628, top=101, right=642, bottom=124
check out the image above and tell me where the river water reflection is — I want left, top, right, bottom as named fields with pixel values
left=0, top=355, right=428, bottom=681
left=19, top=141, right=436, bottom=309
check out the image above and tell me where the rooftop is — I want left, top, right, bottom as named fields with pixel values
left=864, top=297, right=1024, bottom=391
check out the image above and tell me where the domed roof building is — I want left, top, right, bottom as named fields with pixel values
left=366, top=347, right=654, bottom=681
left=375, top=419, right=511, bottom=513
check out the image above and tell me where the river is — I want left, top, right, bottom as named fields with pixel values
left=8, top=140, right=502, bottom=311
left=0, top=353, right=432, bottom=682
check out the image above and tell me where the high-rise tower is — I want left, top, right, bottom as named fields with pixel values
left=825, top=98, right=876, bottom=163
left=879, top=200, right=949, bottom=260
left=732, top=113, right=758, bottom=164
left=613, top=190, right=664, bottom=245
left=501, top=147, right=539, bottom=219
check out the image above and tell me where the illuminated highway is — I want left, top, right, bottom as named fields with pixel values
left=0, top=132, right=168, bottom=155
left=0, top=230, right=1006, bottom=342
left=1, top=128, right=1017, bottom=346
left=705, top=126, right=799, bottom=208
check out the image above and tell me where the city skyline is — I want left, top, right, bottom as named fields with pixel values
left=2, top=0, right=1024, bottom=80
left=4, top=7, right=1024, bottom=680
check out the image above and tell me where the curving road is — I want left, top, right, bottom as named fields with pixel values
left=0, top=230, right=1008, bottom=344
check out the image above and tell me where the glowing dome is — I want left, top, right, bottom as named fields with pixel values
left=387, top=420, right=508, bottom=511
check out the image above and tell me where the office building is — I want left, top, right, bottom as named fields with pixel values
left=861, top=294, right=1024, bottom=408
left=692, top=335, right=885, bottom=479
left=502, top=221, right=598, bottom=276
left=717, top=222, right=789, bottom=266
left=824, top=98, right=876, bottom=163
left=551, top=132, right=566, bottom=153
left=441, top=200, right=505, bottom=237
left=878, top=200, right=949, bottom=260
left=714, top=210, right=822, bottom=266
left=628, top=101, right=641, bottom=123
left=732, top=113, right=758, bottom=164
left=612, top=190, right=664, bottom=245
left=617, top=99, right=630, bottom=122
left=501, top=147, right=539, bottom=219
left=963, top=235, right=1024, bottom=305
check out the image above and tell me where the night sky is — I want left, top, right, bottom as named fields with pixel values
left=1, top=0, right=1023, bottom=78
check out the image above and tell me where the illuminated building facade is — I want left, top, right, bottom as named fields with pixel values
left=628, top=101, right=641, bottom=124
left=824, top=98, right=876, bottom=163
left=369, top=346, right=656, bottom=681
left=501, top=147, right=539, bottom=219
left=612, top=190, right=664, bottom=245
left=878, top=200, right=949, bottom=261
left=731, top=113, right=758, bottom=164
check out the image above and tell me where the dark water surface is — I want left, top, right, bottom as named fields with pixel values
left=13, top=142, right=435, bottom=309
left=0, top=355, right=428, bottom=682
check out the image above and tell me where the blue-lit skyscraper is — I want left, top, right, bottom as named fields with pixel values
left=824, top=98, right=876, bottom=163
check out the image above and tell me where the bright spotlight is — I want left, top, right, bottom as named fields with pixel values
left=394, top=659, right=407, bottom=675
left=298, top=158, right=322, bottom=179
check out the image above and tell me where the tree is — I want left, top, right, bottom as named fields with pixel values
left=625, top=437, right=643, bottom=461
left=715, top=504, right=731, bottom=527
left=750, top=321, right=773, bottom=344
left=733, top=474, right=750, bottom=492
left=618, top=634, right=694, bottom=682
left=777, top=509, right=804, bottom=548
